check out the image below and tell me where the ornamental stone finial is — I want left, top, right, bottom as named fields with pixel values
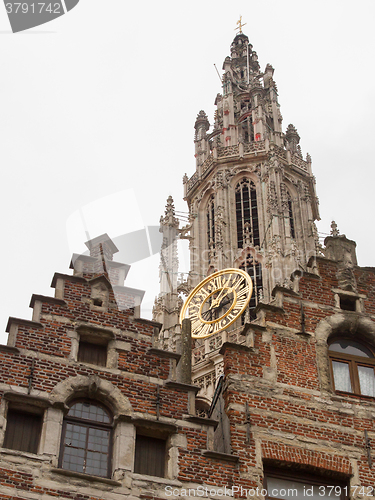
left=330, top=221, right=339, bottom=237
left=285, top=124, right=300, bottom=154
left=161, top=196, right=179, bottom=227
left=194, top=110, right=210, bottom=132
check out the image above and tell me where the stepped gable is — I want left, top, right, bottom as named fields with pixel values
left=0, top=234, right=243, bottom=499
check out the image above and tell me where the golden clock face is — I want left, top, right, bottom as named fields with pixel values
left=179, top=268, right=253, bottom=339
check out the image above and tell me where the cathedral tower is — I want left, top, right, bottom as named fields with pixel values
left=184, top=31, right=320, bottom=317
left=176, top=29, right=321, bottom=402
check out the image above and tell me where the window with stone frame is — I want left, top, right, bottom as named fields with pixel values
left=3, top=408, right=43, bottom=454
left=76, top=327, right=113, bottom=368
left=235, top=178, right=260, bottom=249
left=329, top=339, right=375, bottom=397
left=264, top=468, right=349, bottom=500
left=206, top=194, right=215, bottom=252
left=59, top=400, right=113, bottom=478
left=134, top=432, right=166, bottom=478
left=78, top=341, right=107, bottom=367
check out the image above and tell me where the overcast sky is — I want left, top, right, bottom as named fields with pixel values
left=0, top=0, right=374, bottom=345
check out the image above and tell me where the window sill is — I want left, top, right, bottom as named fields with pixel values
left=202, top=450, right=239, bottom=463
left=51, top=467, right=121, bottom=486
left=0, top=448, right=50, bottom=462
left=131, top=472, right=181, bottom=486
left=333, top=391, right=375, bottom=402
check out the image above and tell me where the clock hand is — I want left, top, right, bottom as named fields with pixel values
left=211, top=287, right=229, bottom=308
left=201, top=308, right=214, bottom=320
left=218, top=296, right=232, bottom=308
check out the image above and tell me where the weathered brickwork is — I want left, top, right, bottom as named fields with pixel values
left=2, top=235, right=375, bottom=500
left=0, top=236, right=246, bottom=500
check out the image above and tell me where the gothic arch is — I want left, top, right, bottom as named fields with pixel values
left=50, top=375, right=133, bottom=417
left=198, top=187, right=216, bottom=208
left=230, top=170, right=259, bottom=190
left=315, top=314, right=375, bottom=392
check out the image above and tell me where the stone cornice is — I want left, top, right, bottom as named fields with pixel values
left=184, top=415, right=218, bottom=428
left=29, top=294, right=67, bottom=309
left=6, top=317, right=43, bottom=333
left=0, top=345, right=19, bottom=354
left=254, top=303, right=285, bottom=315
left=164, top=380, right=200, bottom=393
left=51, top=272, right=86, bottom=288
left=147, top=348, right=181, bottom=361
left=202, top=450, right=239, bottom=463
left=135, top=318, right=163, bottom=331
left=219, top=342, right=254, bottom=355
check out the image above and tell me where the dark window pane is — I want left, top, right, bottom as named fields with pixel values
left=78, top=342, right=107, bottom=367
left=68, top=401, right=111, bottom=423
left=339, top=296, right=357, bottom=311
left=288, top=195, right=295, bottom=239
left=3, top=410, right=42, bottom=454
left=134, top=435, right=165, bottom=477
left=60, top=401, right=112, bottom=478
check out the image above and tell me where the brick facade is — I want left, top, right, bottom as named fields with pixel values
left=0, top=232, right=374, bottom=499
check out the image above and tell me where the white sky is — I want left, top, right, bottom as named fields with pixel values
left=0, top=0, right=374, bottom=345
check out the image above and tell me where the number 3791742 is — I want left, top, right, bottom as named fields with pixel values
left=5, top=3, right=62, bottom=14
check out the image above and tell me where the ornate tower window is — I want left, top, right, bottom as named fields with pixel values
left=235, top=179, right=260, bottom=248
left=287, top=192, right=295, bottom=239
left=207, top=195, right=215, bottom=250
left=240, top=253, right=263, bottom=320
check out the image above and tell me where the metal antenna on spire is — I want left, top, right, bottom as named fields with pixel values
left=235, top=15, right=246, bottom=34
left=213, top=64, right=222, bottom=84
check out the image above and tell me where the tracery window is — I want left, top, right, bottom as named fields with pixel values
left=59, top=400, right=112, bottom=478
left=235, top=179, right=260, bottom=248
left=240, top=253, right=263, bottom=321
left=287, top=192, right=295, bottom=239
left=329, top=339, right=375, bottom=397
left=206, top=195, right=215, bottom=250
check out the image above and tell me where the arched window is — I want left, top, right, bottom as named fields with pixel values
left=329, top=339, right=375, bottom=396
left=59, top=400, right=113, bottom=478
left=287, top=192, right=295, bottom=239
left=206, top=195, right=215, bottom=250
left=235, top=179, right=260, bottom=248
left=240, top=253, right=263, bottom=321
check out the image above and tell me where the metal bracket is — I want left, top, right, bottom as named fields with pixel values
left=245, top=401, right=251, bottom=444
left=365, top=430, right=372, bottom=469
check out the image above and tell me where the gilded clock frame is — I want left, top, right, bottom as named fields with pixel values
left=179, top=268, right=253, bottom=339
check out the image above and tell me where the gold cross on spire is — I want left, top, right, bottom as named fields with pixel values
left=235, top=16, right=246, bottom=34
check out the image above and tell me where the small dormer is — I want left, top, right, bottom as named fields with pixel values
left=89, top=276, right=111, bottom=310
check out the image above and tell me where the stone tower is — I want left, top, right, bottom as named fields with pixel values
left=153, top=196, right=182, bottom=351
left=184, top=32, right=320, bottom=311
left=180, top=31, right=321, bottom=402
left=155, top=30, right=321, bottom=403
